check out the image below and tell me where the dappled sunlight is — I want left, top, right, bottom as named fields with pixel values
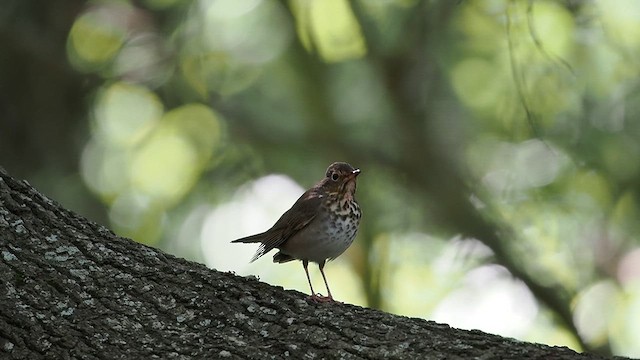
left=290, top=0, right=366, bottom=62
left=68, top=2, right=172, bottom=85
left=518, top=208, right=598, bottom=288
left=94, top=83, right=163, bottom=146
left=617, top=248, right=640, bottom=286
left=612, top=249, right=640, bottom=357
left=386, top=235, right=486, bottom=316
left=573, top=280, right=619, bottom=347
left=597, top=0, right=640, bottom=48
left=178, top=0, right=292, bottom=96
left=67, top=3, right=131, bottom=71
left=385, top=235, right=542, bottom=340
left=201, top=174, right=304, bottom=272
left=386, top=238, right=452, bottom=316
left=432, top=265, right=539, bottom=339
left=113, top=32, right=173, bottom=86
left=451, top=58, right=507, bottom=111
left=611, top=283, right=640, bottom=357
left=108, top=189, right=166, bottom=242
left=130, top=129, right=198, bottom=199
left=450, top=0, right=577, bottom=124
left=80, top=82, right=223, bottom=244
left=200, top=0, right=291, bottom=65
left=567, top=170, right=613, bottom=210
left=467, top=138, right=570, bottom=195
left=81, top=139, right=130, bottom=198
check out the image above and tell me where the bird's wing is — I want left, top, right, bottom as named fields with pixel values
left=248, top=189, right=322, bottom=262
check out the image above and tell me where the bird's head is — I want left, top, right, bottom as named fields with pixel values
left=320, top=162, right=361, bottom=197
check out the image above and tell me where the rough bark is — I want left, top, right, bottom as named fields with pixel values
left=0, top=168, right=615, bottom=360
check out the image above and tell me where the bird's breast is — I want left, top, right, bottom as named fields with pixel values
left=279, top=199, right=361, bottom=263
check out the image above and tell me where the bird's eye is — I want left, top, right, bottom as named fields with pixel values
left=331, top=173, right=340, bottom=181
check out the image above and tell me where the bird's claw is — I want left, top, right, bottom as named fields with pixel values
left=308, top=293, right=336, bottom=303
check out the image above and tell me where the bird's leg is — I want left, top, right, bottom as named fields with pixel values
left=302, top=260, right=317, bottom=296
left=303, top=260, right=334, bottom=303
left=316, top=260, right=335, bottom=302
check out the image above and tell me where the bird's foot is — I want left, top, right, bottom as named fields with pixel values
left=308, top=293, right=335, bottom=303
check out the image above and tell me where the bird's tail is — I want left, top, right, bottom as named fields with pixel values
left=231, top=232, right=269, bottom=263
left=231, top=232, right=266, bottom=244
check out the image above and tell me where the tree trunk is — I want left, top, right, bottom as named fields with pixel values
left=0, top=168, right=612, bottom=359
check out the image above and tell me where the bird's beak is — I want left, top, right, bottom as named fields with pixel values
left=349, top=169, right=361, bottom=180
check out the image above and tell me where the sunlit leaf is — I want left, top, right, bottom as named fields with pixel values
left=290, top=0, right=366, bottom=62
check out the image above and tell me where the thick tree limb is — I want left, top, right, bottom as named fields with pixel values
left=0, top=168, right=610, bottom=359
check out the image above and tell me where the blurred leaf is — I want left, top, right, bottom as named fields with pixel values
left=290, top=0, right=366, bottom=62
left=67, top=4, right=131, bottom=71
left=94, top=82, right=163, bottom=146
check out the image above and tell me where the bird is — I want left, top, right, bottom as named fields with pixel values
left=232, top=162, right=362, bottom=302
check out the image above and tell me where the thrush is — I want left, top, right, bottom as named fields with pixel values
left=232, top=162, right=362, bottom=302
